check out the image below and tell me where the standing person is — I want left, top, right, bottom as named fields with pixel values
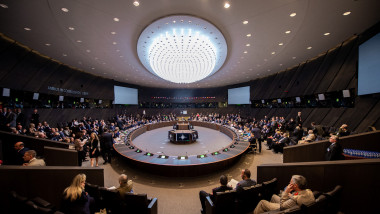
left=30, top=109, right=40, bottom=127
left=89, top=132, right=100, bottom=167
left=74, top=139, right=86, bottom=166
left=199, top=175, right=232, bottom=214
left=61, top=174, right=94, bottom=214
left=251, top=125, right=262, bottom=153
left=253, top=175, right=315, bottom=214
left=295, top=112, right=302, bottom=127
left=13, top=141, right=29, bottom=165
left=100, top=128, right=114, bottom=164
left=325, top=135, right=344, bottom=161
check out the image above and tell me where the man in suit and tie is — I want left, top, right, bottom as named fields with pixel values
left=325, top=135, right=344, bottom=161
left=14, top=141, right=29, bottom=165
left=100, top=127, right=114, bottom=164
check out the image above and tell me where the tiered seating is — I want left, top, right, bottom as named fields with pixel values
left=260, top=185, right=343, bottom=214
left=205, top=178, right=277, bottom=214
left=9, top=191, right=63, bottom=214
left=85, top=183, right=158, bottom=214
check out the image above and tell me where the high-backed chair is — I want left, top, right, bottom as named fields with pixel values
left=120, top=192, right=158, bottom=214
left=205, top=190, right=237, bottom=214
left=236, top=184, right=263, bottom=213
left=300, top=194, right=327, bottom=214
left=98, top=187, right=121, bottom=213
left=261, top=178, right=278, bottom=201
left=323, top=185, right=343, bottom=214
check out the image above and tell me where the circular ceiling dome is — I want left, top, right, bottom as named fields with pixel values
left=137, top=15, right=227, bottom=84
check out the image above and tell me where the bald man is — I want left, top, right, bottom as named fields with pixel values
left=14, top=141, right=29, bottom=165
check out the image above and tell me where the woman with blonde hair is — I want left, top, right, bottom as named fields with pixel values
left=61, top=174, right=93, bottom=214
left=89, top=132, right=100, bottom=167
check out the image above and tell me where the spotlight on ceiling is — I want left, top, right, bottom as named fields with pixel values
left=137, top=15, right=227, bottom=84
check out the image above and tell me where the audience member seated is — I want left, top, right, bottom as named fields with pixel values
left=253, top=175, right=315, bottom=214
left=298, top=130, right=316, bottom=144
left=13, top=141, right=29, bottom=165
left=272, top=133, right=289, bottom=153
left=22, top=150, right=46, bottom=166
left=325, top=135, right=344, bottom=161
left=199, top=175, right=232, bottom=214
left=229, top=169, right=256, bottom=192
left=61, top=174, right=94, bottom=214
left=311, top=122, right=324, bottom=137
left=112, top=174, right=134, bottom=198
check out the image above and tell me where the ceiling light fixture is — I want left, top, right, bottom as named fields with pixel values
left=137, top=15, right=227, bottom=84
left=45, top=43, right=51, bottom=46
left=24, top=27, right=31, bottom=31
left=224, top=2, right=230, bottom=8
left=68, top=27, right=75, bottom=30
left=0, top=4, right=8, bottom=8
left=113, top=17, right=120, bottom=22
left=271, top=52, right=276, bottom=55
left=307, top=46, right=312, bottom=49
left=133, top=1, right=140, bottom=6
left=76, top=40, right=82, bottom=43
left=111, top=32, right=116, bottom=35
left=244, top=51, right=248, bottom=54
left=343, top=11, right=351, bottom=16
left=290, top=13, right=297, bottom=17
left=324, top=32, right=330, bottom=36
left=243, top=20, right=248, bottom=24
left=61, top=8, right=69, bottom=12
left=278, top=43, right=283, bottom=46
left=285, top=30, right=291, bottom=34
left=246, top=44, right=250, bottom=46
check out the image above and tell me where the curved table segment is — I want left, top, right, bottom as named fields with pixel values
left=114, top=121, right=249, bottom=177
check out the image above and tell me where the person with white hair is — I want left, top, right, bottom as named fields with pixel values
left=298, top=130, right=316, bottom=144
left=22, top=150, right=45, bottom=166
left=253, top=175, right=315, bottom=214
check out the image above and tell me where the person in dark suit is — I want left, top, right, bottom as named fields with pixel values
left=199, top=175, right=233, bottom=214
left=13, top=141, right=29, bottom=165
left=251, top=125, right=262, bottom=153
left=236, top=169, right=257, bottom=192
left=30, top=108, right=39, bottom=126
left=295, top=111, right=302, bottom=127
left=100, top=127, right=114, bottom=164
left=325, top=135, right=344, bottom=161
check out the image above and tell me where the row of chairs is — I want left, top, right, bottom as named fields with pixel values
left=9, top=191, right=63, bottom=214
left=85, top=183, right=158, bottom=214
left=205, top=178, right=278, bottom=214
left=262, top=185, right=343, bottom=214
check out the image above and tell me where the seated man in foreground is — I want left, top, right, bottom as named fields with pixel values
left=199, top=175, right=233, bottom=214
left=253, top=175, right=315, bottom=214
left=22, top=150, right=46, bottom=166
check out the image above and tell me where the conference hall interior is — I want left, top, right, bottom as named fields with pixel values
left=0, top=0, right=380, bottom=214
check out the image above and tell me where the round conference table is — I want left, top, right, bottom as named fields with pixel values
left=113, top=121, right=250, bottom=177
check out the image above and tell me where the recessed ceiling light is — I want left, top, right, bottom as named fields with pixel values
left=86, top=50, right=91, bottom=53
left=324, top=32, right=330, bottom=36
left=290, top=13, right=297, bottom=17
left=113, top=17, right=120, bottom=22
left=45, top=43, right=51, bottom=46
left=292, top=56, right=296, bottom=59
left=343, top=11, right=351, bottom=16
left=271, top=52, right=276, bottom=55
left=285, top=30, right=291, bottom=34
left=111, top=32, right=116, bottom=35
left=76, top=40, right=82, bottom=43
left=133, top=1, right=140, bottom=6
left=0, top=4, right=8, bottom=8
left=112, top=42, right=117, bottom=45
left=63, top=54, right=67, bottom=56
left=24, top=27, right=31, bottom=31
left=91, top=68, right=95, bottom=70
left=307, top=46, right=312, bottom=49
left=278, top=43, right=283, bottom=46
left=279, top=64, right=283, bottom=66
left=61, top=8, right=69, bottom=12
left=246, top=34, right=251, bottom=37
left=249, top=68, right=253, bottom=71
left=244, top=51, right=248, bottom=54
left=224, top=2, right=230, bottom=8
left=116, top=49, right=120, bottom=52
left=68, top=27, right=75, bottom=30
left=120, top=56, right=123, bottom=58
left=243, top=20, right=248, bottom=24
left=246, top=44, right=250, bottom=47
